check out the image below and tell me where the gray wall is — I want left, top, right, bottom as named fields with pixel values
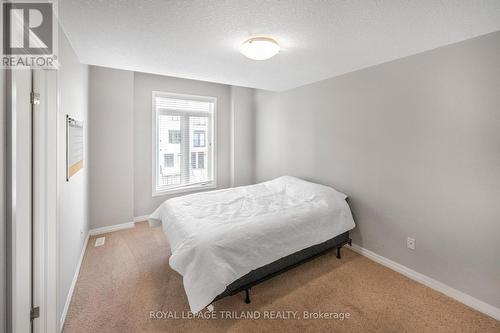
left=58, top=31, right=89, bottom=319
left=255, top=31, right=500, bottom=308
left=133, top=72, right=232, bottom=217
left=0, top=69, right=6, bottom=333
left=230, top=86, right=255, bottom=187
left=88, top=67, right=255, bottom=227
left=88, top=67, right=134, bottom=229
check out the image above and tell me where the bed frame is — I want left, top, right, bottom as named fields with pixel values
left=212, top=231, right=352, bottom=304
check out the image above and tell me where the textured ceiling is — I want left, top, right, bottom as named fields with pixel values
left=59, top=0, right=500, bottom=91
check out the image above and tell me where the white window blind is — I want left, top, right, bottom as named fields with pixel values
left=153, top=92, right=216, bottom=195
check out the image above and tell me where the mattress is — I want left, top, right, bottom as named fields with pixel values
left=149, top=176, right=356, bottom=312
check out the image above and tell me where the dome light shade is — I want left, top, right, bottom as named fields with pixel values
left=239, top=37, right=280, bottom=60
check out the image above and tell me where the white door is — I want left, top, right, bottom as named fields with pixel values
left=8, top=69, right=58, bottom=333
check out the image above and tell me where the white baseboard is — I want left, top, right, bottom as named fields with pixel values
left=133, top=214, right=150, bottom=223
left=349, top=243, right=500, bottom=321
left=88, top=221, right=135, bottom=236
left=89, top=215, right=151, bottom=235
left=60, top=232, right=90, bottom=331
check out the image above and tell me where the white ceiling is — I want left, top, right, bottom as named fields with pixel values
left=59, top=0, right=500, bottom=91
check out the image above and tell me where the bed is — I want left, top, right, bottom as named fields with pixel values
left=149, top=176, right=356, bottom=313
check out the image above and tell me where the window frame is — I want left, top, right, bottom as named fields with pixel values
left=152, top=91, right=217, bottom=196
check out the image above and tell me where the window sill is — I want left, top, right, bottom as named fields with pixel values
left=152, top=182, right=216, bottom=197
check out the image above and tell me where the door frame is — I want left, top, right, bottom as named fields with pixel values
left=6, top=68, right=33, bottom=333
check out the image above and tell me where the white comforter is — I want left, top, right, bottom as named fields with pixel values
left=149, top=176, right=355, bottom=312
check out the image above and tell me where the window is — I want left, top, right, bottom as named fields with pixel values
left=193, top=130, right=206, bottom=147
left=198, top=152, right=205, bottom=169
left=169, top=130, right=181, bottom=144
left=191, top=152, right=197, bottom=169
left=153, top=91, right=216, bottom=195
left=190, top=152, right=205, bottom=169
left=164, top=153, right=174, bottom=168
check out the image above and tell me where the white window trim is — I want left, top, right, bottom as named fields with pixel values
left=152, top=91, right=217, bottom=197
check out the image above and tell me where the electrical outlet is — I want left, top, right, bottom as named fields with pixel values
left=407, top=237, right=416, bottom=250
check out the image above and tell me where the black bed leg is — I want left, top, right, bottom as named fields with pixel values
left=244, top=289, right=251, bottom=304
left=336, top=246, right=341, bottom=259
left=348, top=238, right=352, bottom=246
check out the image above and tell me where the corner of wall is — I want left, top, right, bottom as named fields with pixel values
left=229, top=86, right=257, bottom=187
left=229, top=86, right=236, bottom=187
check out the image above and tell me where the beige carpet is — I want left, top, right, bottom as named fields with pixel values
left=63, top=222, right=500, bottom=333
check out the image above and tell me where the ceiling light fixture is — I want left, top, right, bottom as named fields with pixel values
left=239, top=37, right=280, bottom=60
